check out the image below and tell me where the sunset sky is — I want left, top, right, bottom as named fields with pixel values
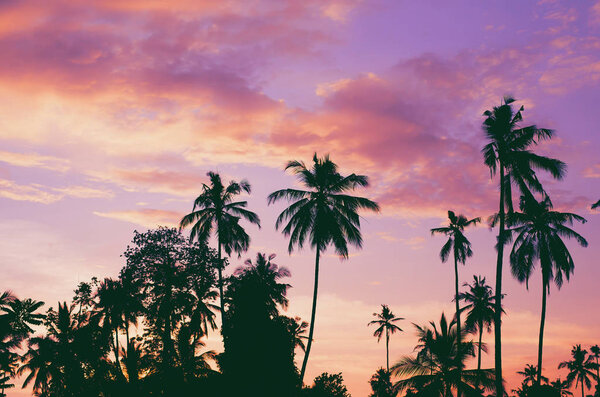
left=1, top=0, right=600, bottom=395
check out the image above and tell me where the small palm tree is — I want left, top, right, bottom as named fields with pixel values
left=368, top=304, right=404, bottom=372
left=459, top=275, right=498, bottom=382
left=431, top=210, right=480, bottom=397
left=509, top=195, right=587, bottom=384
left=518, top=364, right=547, bottom=387
left=268, top=153, right=380, bottom=384
left=392, top=313, right=494, bottom=396
left=180, top=171, right=261, bottom=328
left=482, top=96, right=565, bottom=397
left=289, top=316, right=309, bottom=352
left=559, top=345, right=599, bottom=397
left=550, top=378, right=573, bottom=397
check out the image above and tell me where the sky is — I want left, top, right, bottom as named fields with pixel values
left=1, top=0, right=600, bottom=395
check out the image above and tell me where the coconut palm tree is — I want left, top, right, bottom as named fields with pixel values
left=180, top=171, right=261, bottom=328
left=459, top=275, right=498, bottom=382
left=290, top=316, right=309, bottom=352
left=509, top=195, right=587, bottom=384
left=391, top=313, right=494, bottom=397
left=369, top=368, right=394, bottom=397
left=95, top=278, right=126, bottom=377
left=559, top=345, right=598, bottom=397
left=482, top=96, right=565, bottom=396
left=268, top=153, right=380, bottom=384
left=431, top=210, right=480, bottom=396
left=590, top=345, right=600, bottom=386
left=233, top=253, right=291, bottom=316
left=368, top=304, right=404, bottom=372
left=550, top=378, right=573, bottom=397
left=518, top=364, right=547, bottom=387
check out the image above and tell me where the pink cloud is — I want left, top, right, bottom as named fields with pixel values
left=93, top=208, right=184, bottom=228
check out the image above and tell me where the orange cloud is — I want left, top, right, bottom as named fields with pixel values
left=93, top=208, right=184, bottom=228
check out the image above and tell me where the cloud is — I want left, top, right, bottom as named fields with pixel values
left=0, top=150, right=70, bottom=172
left=0, top=178, right=113, bottom=204
left=93, top=208, right=184, bottom=228
left=583, top=164, right=600, bottom=178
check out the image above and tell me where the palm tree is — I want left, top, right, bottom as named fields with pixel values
left=392, top=313, right=494, bottom=397
left=175, top=324, right=216, bottom=382
left=550, top=378, right=573, bottom=397
left=268, top=153, right=380, bottom=384
left=95, top=278, right=126, bottom=377
left=482, top=96, right=565, bottom=397
left=290, top=316, right=309, bottom=352
left=233, top=253, right=291, bottom=316
left=459, top=275, right=497, bottom=382
left=431, top=210, right=480, bottom=396
left=368, top=304, right=404, bottom=372
left=559, top=345, right=598, bottom=397
left=509, top=195, right=587, bottom=384
left=518, top=364, right=547, bottom=387
left=590, top=345, right=600, bottom=386
left=180, top=171, right=261, bottom=328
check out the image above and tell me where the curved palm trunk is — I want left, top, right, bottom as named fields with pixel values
left=386, top=328, right=390, bottom=373
left=300, top=248, right=320, bottom=385
left=454, top=252, right=462, bottom=397
left=494, top=164, right=506, bottom=397
left=536, top=280, right=548, bottom=385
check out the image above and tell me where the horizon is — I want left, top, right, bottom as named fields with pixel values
left=1, top=1, right=600, bottom=396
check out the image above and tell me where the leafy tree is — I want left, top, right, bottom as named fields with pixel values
left=392, top=313, right=494, bottom=397
left=459, top=276, right=498, bottom=384
left=121, top=228, right=219, bottom=386
left=369, top=368, right=394, bottom=397
left=268, top=153, right=380, bottom=384
left=482, top=96, right=565, bottom=397
left=305, top=372, right=351, bottom=397
left=368, top=304, right=404, bottom=372
left=509, top=195, right=587, bottom=383
left=559, top=345, right=599, bottom=397
left=431, top=211, right=480, bottom=397
left=180, top=171, right=261, bottom=328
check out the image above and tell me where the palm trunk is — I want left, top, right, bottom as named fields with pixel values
left=536, top=280, right=548, bottom=385
left=386, top=327, right=390, bottom=373
left=494, top=164, right=506, bottom=397
left=454, top=252, right=462, bottom=397
left=300, top=248, right=320, bottom=385
left=217, top=232, right=226, bottom=331
left=125, top=324, right=130, bottom=351
left=581, top=378, right=585, bottom=397
left=114, top=328, right=121, bottom=377
left=477, top=320, right=483, bottom=386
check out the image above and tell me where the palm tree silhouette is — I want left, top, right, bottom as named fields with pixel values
left=268, top=153, right=380, bottom=384
left=95, top=278, right=127, bottom=377
left=431, top=210, right=480, bottom=397
left=368, top=304, right=404, bottom=372
left=509, top=195, right=587, bottom=384
left=550, top=378, right=573, bottom=397
left=559, top=345, right=599, bottom=397
left=459, top=275, right=498, bottom=384
left=290, top=316, right=309, bottom=352
left=369, top=368, right=394, bottom=397
left=180, top=171, right=261, bottom=328
left=392, top=313, right=494, bottom=396
left=590, top=345, right=600, bottom=388
left=518, top=364, right=547, bottom=387
left=482, top=96, right=565, bottom=397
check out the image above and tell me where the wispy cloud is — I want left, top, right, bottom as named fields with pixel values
left=93, top=208, right=183, bottom=228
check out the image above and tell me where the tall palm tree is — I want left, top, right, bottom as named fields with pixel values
left=268, top=153, right=380, bottom=384
left=559, top=345, right=598, bottom=397
left=95, top=278, right=126, bottom=377
left=459, top=275, right=497, bottom=382
left=180, top=171, right=261, bottom=328
left=431, top=210, right=480, bottom=397
left=509, top=195, right=587, bottom=384
left=392, top=313, right=494, bottom=397
left=368, top=304, right=404, bottom=372
left=482, top=96, right=565, bottom=396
